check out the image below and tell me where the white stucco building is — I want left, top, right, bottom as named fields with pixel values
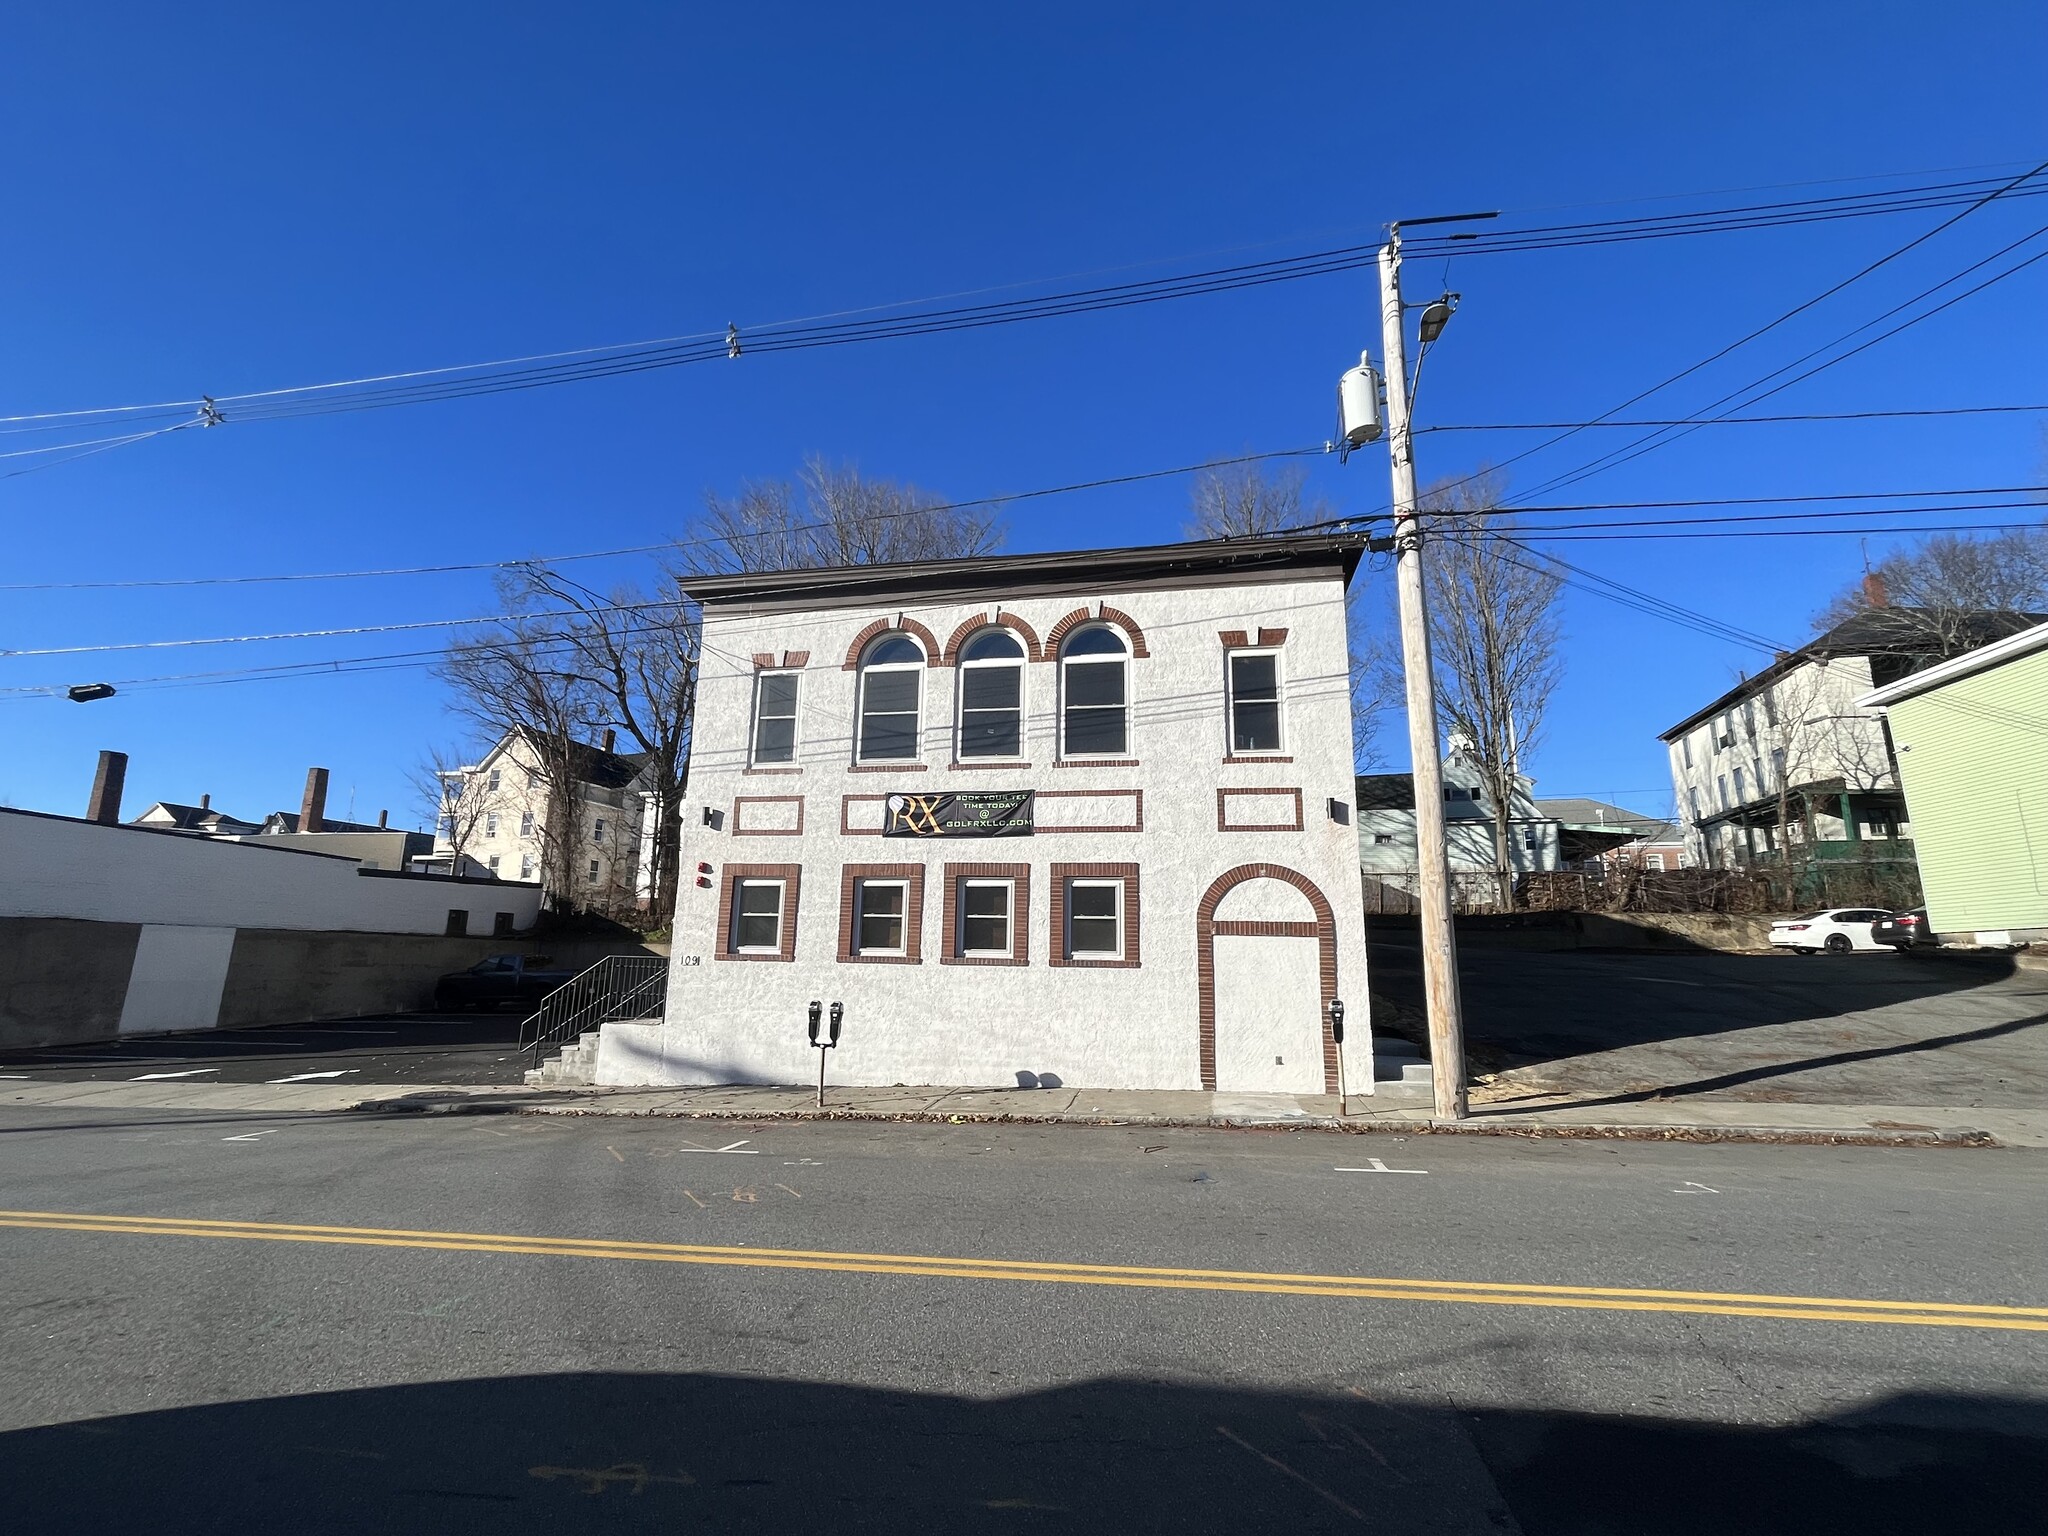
left=595, top=534, right=1377, bottom=1095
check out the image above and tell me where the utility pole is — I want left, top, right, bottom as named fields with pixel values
left=1379, top=226, right=1468, bottom=1120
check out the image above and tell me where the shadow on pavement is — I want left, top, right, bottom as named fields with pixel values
left=3, top=1372, right=2042, bottom=1534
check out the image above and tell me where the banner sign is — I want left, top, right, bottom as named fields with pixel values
left=882, top=790, right=1034, bottom=838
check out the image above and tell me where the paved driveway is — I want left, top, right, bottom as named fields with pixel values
left=1367, top=934, right=2048, bottom=1111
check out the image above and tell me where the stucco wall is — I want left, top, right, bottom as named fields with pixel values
left=616, top=570, right=1375, bottom=1092
left=0, top=808, right=542, bottom=935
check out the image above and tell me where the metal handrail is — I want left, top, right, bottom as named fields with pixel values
left=519, top=954, right=669, bottom=1065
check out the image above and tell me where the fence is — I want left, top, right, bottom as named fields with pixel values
left=1366, top=857, right=1923, bottom=918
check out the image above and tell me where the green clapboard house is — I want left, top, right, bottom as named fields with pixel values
left=1861, top=621, right=2048, bottom=941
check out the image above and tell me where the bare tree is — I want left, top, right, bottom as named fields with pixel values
left=692, top=456, right=1003, bottom=574
left=441, top=596, right=608, bottom=912
left=1412, top=475, right=1563, bottom=905
left=515, top=567, right=697, bottom=927
left=1183, top=460, right=1329, bottom=539
left=1817, top=525, right=2048, bottom=652
left=409, top=743, right=499, bottom=875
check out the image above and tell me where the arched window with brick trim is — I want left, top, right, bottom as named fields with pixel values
left=1059, top=624, right=1128, bottom=758
left=956, top=628, right=1027, bottom=759
left=857, top=634, right=926, bottom=762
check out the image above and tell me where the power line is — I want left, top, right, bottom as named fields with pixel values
left=1505, top=216, right=2048, bottom=504
left=0, top=446, right=1320, bottom=593
left=1418, top=402, right=2048, bottom=432
left=1404, top=159, right=2048, bottom=512
left=13, top=171, right=2046, bottom=460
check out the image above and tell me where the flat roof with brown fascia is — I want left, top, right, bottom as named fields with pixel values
left=677, top=533, right=1370, bottom=613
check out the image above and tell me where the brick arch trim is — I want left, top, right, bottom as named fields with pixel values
left=939, top=611, right=1044, bottom=666
left=1043, top=605, right=1151, bottom=661
left=1195, top=862, right=1339, bottom=1094
left=841, top=614, right=942, bottom=671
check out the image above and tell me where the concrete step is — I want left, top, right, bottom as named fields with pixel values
left=523, top=1029, right=605, bottom=1088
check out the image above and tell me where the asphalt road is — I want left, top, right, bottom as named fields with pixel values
left=2, top=1106, right=2043, bottom=1533
left=0, top=1014, right=533, bottom=1085
left=1369, top=937, right=2048, bottom=1109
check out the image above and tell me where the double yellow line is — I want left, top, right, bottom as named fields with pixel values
left=4, top=1208, right=2045, bottom=1332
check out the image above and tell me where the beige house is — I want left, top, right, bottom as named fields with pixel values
left=434, top=729, right=654, bottom=909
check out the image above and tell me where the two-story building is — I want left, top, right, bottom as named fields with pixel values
left=592, top=533, right=1377, bottom=1096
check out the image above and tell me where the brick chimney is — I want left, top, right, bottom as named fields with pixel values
left=377, top=808, right=388, bottom=829
left=200, top=793, right=211, bottom=811
left=87, top=750, right=127, bottom=825
left=1862, top=569, right=1889, bottom=608
left=601, top=727, right=617, bottom=754
left=300, top=767, right=329, bottom=833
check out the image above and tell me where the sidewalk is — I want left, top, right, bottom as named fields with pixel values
left=5, top=1076, right=2039, bottom=1146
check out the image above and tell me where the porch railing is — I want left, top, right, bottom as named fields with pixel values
left=518, top=954, right=669, bottom=1066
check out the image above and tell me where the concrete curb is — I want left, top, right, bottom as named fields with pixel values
left=359, top=1091, right=2011, bottom=1147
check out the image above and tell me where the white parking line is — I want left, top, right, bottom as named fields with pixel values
left=222, top=1129, right=279, bottom=1143
left=1335, top=1157, right=1428, bottom=1175
left=130, top=1068, right=220, bottom=1080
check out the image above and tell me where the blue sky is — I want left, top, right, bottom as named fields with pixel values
left=3, top=3, right=2043, bottom=827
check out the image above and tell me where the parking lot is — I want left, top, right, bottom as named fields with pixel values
left=1369, top=933, right=2048, bottom=1111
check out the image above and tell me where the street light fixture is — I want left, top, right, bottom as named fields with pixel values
left=1416, top=293, right=1459, bottom=344
left=66, top=683, right=116, bottom=703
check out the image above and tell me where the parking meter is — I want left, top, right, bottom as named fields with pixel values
left=1328, top=998, right=1348, bottom=1113
left=811, top=1001, right=843, bottom=1105
left=807, top=999, right=823, bottom=1044
left=828, top=1000, right=844, bottom=1046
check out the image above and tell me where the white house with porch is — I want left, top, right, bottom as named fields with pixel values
left=591, top=534, right=1377, bottom=1095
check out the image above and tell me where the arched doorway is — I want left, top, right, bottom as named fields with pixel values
left=1196, top=863, right=1338, bottom=1094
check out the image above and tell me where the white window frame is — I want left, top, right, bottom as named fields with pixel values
left=519, top=810, right=534, bottom=838
left=487, top=769, right=501, bottom=791
left=1225, top=648, right=1285, bottom=756
left=1064, top=878, right=1124, bottom=961
left=519, top=854, right=535, bottom=880
left=586, top=859, right=600, bottom=884
left=956, top=631, right=1028, bottom=761
left=485, top=811, right=499, bottom=837
left=593, top=817, right=607, bottom=842
left=751, top=668, right=801, bottom=766
left=731, top=878, right=786, bottom=954
left=1058, top=626, right=1130, bottom=760
left=853, top=877, right=911, bottom=957
left=486, top=854, right=501, bottom=873
left=856, top=637, right=926, bottom=763
left=958, top=878, right=1015, bottom=959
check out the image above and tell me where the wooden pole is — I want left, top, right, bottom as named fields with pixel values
left=1379, top=234, right=1469, bottom=1121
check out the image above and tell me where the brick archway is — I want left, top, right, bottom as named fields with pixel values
left=1195, top=862, right=1338, bottom=1093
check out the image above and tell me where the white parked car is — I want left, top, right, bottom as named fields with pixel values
left=1767, top=908, right=1896, bottom=955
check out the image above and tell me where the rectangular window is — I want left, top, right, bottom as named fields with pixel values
left=1682, top=734, right=1693, bottom=768
left=959, top=664, right=1023, bottom=758
left=519, top=810, right=534, bottom=837
left=486, top=854, right=501, bottom=873
left=1062, top=662, right=1127, bottom=756
left=586, top=859, right=600, bottom=883
left=854, top=879, right=909, bottom=956
left=593, top=818, right=607, bottom=841
left=858, top=669, right=922, bottom=760
left=1373, top=833, right=1394, bottom=845
left=487, top=769, right=500, bottom=791
left=1067, top=880, right=1122, bottom=958
left=732, top=880, right=785, bottom=953
left=445, top=909, right=468, bottom=937
left=1763, top=690, right=1778, bottom=727
left=959, top=880, right=1012, bottom=957
left=753, top=671, right=800, bottom=765
left=1733, top=768, right=1746, bottom=802
left=1647, top=854, right=1665, bottom=871
left=1688, top=788, right=1702, bottom=821
left=1717, top=775, right=1728, bottom=809
left=1771, top=748, right=1786, bottom=783
left=1522, top=827, right=1537, bottom=850
left=485, top=812, right=499, bottom=837
left=1227, top=652, right=1283, bottom=754
left=493, top=912, right=515, bottom=937
left=519, top=854, right=534, bottom=880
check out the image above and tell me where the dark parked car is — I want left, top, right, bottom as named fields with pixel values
left=1870, top=908, right=1938, bottom=951
left=432, top=954, right=573, bottom=1012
